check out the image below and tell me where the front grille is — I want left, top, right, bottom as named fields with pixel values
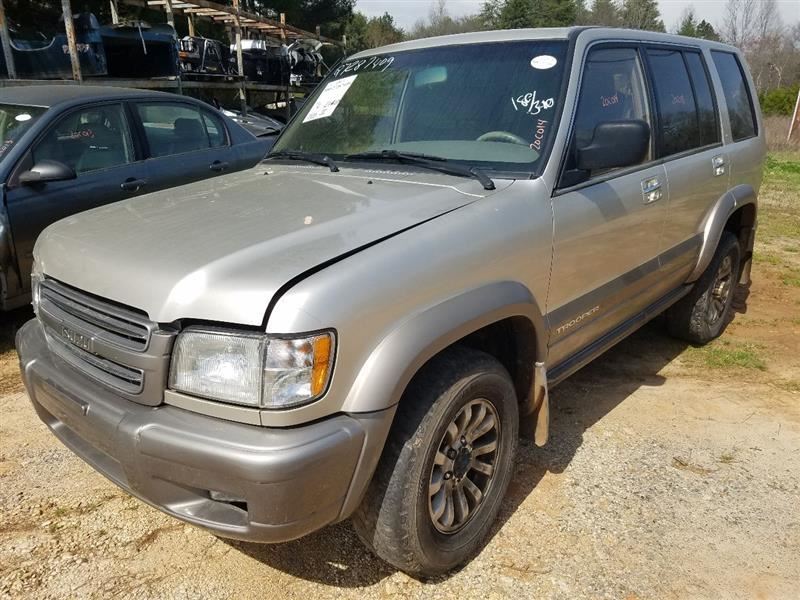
left=46, top=331, right=144, bottom=394
left=40, top=280, right=151, bottom=351
left=38, top=279, right=174, bottom=405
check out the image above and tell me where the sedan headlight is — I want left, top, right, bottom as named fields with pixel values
left=168, top=328, right=335, bottom=410
left=31, top=258, right=44, bottom=316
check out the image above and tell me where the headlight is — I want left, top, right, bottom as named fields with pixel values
left=168, top=328, right=335, bottom=410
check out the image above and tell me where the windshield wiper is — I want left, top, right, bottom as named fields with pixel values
left=266, top=150, right=339, bottom=172
left=344, top=150, right=495, bottom=191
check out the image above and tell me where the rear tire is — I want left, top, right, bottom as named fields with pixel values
left=666, top=232, right=741, bottom=345
left=351, top=346, right=518, bottom=578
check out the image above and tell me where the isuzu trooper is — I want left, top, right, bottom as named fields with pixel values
left=17, top=27, right=764, bottom=576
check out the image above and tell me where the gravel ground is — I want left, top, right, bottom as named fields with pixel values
left=1, top=157, right=799, bottom=599
left=1, top=291, right=798, bottom=599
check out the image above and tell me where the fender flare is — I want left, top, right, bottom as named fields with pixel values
left=341, top=280, right=547, bottom=415
left=687, top=184, right=757, bottom=283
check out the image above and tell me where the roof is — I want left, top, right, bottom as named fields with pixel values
left=351, top=27, right=738, bottom=59
left=0, top=85, right=175, bottom=108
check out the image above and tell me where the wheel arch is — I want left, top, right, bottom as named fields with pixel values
left=687, top=184, right=757, bottom=283
left=343, top=281, right=547, bottom=415
left=339, top=282, right=548, bottom=523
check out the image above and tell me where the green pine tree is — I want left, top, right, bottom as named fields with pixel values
left=536, top=0, right=577, bottom=26
left=695, top=20, right=721, bottom=41
left=480, top=0, right=504, bottom=28
left=575, top=0, right=590, bottom=24
left=588, top=0, right=621, bottom=26
left=499, top=0, right=577, bottom=29
left=676, top=9, right=697, bottom=37
left=620, top=0, right=665, bottom=31
left=499, top=0, right=537, bottom=28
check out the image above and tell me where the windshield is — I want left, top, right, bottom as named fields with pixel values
left=0, top=104, right=46, bottom=159
left=274, top=40, right=568, bottom=173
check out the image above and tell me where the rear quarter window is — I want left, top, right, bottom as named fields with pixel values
left=711, top=51, right=757, bottom=142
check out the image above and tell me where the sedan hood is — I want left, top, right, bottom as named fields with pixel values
left=36, top=164, right=508, bottom=325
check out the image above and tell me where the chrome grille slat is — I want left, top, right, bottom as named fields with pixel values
left=46, top=332, right=144, bottom=394
left=42, top=288, right=148, bottom=343
left=38, top=279, right=167, bottom=400
left=40, top=280, right=151, bottom=351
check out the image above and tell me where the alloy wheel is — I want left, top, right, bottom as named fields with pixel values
left=708, top=254, right=734, bottom=325
left=428, top=398, right=500, bottom=534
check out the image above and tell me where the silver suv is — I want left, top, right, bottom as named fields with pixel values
left=17, top=28, right=765, bottom=576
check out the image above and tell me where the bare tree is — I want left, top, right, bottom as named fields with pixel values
left=755, top=0, right=781, bottom=40
left=722, top=0, right=759, bottom=49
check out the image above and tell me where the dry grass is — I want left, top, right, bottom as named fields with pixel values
left=764, top=115, right=800, bottom=152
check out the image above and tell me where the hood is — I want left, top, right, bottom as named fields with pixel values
left=36, top=164, right=511, bottom=325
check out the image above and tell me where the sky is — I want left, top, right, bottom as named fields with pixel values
left=354, top=0, right=800, bottom=32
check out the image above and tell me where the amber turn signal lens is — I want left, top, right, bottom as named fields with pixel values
left=311, top=334, right=333, bottom=396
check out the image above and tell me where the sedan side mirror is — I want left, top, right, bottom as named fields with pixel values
left=577, top=120, right=650, bottom=172
left=18, top=159, right=77, bottom=185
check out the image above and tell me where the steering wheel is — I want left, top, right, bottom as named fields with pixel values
left=476, top=131, right=530, bottom=145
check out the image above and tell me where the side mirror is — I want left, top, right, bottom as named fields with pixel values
left=577, top=120, right=650, bottom=172
left=18, top=160, right=77, bottom=185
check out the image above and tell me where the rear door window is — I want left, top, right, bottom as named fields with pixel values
left=135, top=103, right=216, bottom=157
left=683, top=52, right=719, bottom=147
left=711, top=51, right=757, bottom=141
left=646, top=48, right=703, bottom=157
left=202, top=112, right=227, bottom=147
left=33, top=103, right=134, bottom=174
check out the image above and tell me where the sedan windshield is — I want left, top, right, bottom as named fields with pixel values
left=273, top=41, right=568, bottom=173
left=0, top=104, right=46, bottom=159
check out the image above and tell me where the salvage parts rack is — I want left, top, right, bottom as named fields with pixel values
left=0, top=0, right=345, bottom=114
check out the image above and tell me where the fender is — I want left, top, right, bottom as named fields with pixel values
left=687, top=184, right=757, bottom=283
left=342, top=280, right=550, bottom=440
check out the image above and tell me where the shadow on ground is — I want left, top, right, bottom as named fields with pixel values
left=0, top=306, right=33, bottom=354
left=229, top=319, right=689, bottom=586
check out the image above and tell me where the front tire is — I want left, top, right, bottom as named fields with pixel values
left=666, top=231, right=741, bottom=345
left=352, top=346, right=518, bottom=577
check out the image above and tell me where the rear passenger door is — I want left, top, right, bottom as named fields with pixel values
left=548, top=45, right=669, bottom=367
left=132, top=101, right=236, bottom=192
left=644, top=46, right=726, bottom=285
left=709, top=51, right=763, bottom=203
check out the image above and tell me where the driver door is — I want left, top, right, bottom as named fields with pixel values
left=5, top=102, right=145, bottom=291
left=547, top=45, right=669, bottom=367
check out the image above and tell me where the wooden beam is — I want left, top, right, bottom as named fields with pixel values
left=0, top=0, right=17, bottom=79
left=163, top=0, right=175, bottom=28
left=61, top=0, right=82, bottom=82
left=232, top=0, right=246, bottom=115
left=109, top=0, right=120, bottom=24
left=123, top=0, right=343, bottom=45
left=187, top=12, right=195, bottom=36
left=0, top=77, right=304, bottom=94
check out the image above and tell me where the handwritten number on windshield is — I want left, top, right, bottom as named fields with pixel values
left=512, top=91, right=554, bottom=116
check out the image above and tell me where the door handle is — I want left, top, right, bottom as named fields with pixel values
left=210, top=160, right=229, bottom=172
left=120, top=178, right=147, bottom=192
left=712, top=155, right=726, bottom=177
left=641, top=176, right=663, bottom=204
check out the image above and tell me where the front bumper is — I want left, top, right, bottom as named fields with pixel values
left=17, top=319, right=395, bottom=543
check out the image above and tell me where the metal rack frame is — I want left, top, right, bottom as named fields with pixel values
left=0, top=0, right=345, bottom=114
